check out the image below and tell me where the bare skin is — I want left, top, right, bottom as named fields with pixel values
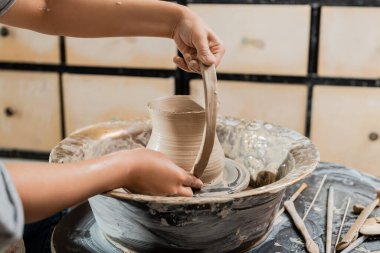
left=0, top=0, right=224, bottom=223
left=6, top=148, right=203, bottom=223
left=0, top=0, right=225, bottom=73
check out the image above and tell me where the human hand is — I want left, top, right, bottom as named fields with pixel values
left=111, top=148, right=203, bottom=197
left=172, top=8, right=225, bottom=73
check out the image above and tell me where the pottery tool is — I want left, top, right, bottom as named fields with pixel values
left=336, top=189, right=380, bottom=251
left=284, top=200, right=320, bottom=253
left=303, top=174, right=327, bottom=220
left=333, top=197, right=351, bottom=253
left=353, top=204, right=366, bottom=214
left=326, top=186, right=334, bottom=253
left=275, top=182, right=308, bottom=219
left=193, top=63, right=218, bottom=179
left=360, top=217, right=380, bottom=235
left=339, top=235, right=368, bottom=253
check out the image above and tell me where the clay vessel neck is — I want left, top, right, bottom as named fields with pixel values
left=146, top=96, right=224, bottom=184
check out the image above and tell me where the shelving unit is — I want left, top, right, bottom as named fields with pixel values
left=1, top=0, right=379, bottom=176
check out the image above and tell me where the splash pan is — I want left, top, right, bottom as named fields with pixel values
left=50, top=116, right=319, bottom=253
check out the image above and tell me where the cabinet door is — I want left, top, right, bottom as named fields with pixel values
left=65, top=37, right=176, bottom=69
left=311, top=85, right=380, bottom=177
left=0, top=71, right=61, bottom=151
left=63, top=74, right=174, bottom=134
left=189, top=4, right=310, bottom=75
left=0, top=26, right=60, bottom=64
left=190, top=80, right=307, bottom=134
left=319, top=7, right=380, bottom=78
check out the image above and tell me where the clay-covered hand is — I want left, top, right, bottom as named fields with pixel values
left=172, top=8, right=225, bottom=73
left=115, top=148, right=203, bottom=197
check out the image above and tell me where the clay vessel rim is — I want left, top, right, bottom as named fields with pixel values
left=49, top=119, right=320, bottom=205
left=147, top=95, right=205, bottom=115
left=106, top=150, right=318, bottom=204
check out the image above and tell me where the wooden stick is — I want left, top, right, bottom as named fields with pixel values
left=326, top=186, right=334, bottom=253
left=275, top=183, right=308, bottom=219
left=303, top=174, right=328, bottom=220
left=336, top=190, right=380, bottom=251
left=339, top=235, right=368, bottom=253
left=193, top=63, right=218, bottom=179
left=353, top=201, right=380, bottom=214
left=333, top=197, right=351, bottom=253
left=284, top=200, right=320, bottom=253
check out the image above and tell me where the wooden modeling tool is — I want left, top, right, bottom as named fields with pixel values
left=333, top=197, right=351, bottom=253
left=339, top=235, right=368, bottom=253
left=352, top=204, right=366, bottom=215
left=360, top=217, right=380, bottom=235
left=276, top=182, right=308, bottom=219
left=193, top=63, right=218, bottom=179
left=284, top=200, right=320, bottom=253
left=336, top=189, right=380, bottom=251
left=303, top=174, right=327, bottom=220
left=326, top=186, right=334, bottom=253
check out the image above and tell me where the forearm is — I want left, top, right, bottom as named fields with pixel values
left=0, top=0, right=186, bottom=38
left=6, top=153, right=127, bottom=223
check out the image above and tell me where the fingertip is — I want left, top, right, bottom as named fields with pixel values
left=213, top=50, right=225, bottom=67
left=192, top=177, right=204, bottom=189
left=173, top=56, right=191, bottom=72
left=178, top=187, right=193, bottom=197
left=189, top=60, right=201, bottom=73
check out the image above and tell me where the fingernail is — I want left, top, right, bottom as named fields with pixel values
left=184, top=53, right=192, bottom=62
left=189, top=62, right=198, bottom=72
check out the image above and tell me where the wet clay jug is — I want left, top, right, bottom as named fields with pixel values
left=147, top=64, right=225, bottom=184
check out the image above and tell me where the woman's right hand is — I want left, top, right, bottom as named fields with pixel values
left=110, top=148, right=203, bottom=197
left=172, top=7, right=225, bottom=73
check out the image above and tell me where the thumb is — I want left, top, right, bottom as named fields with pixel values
left=193, top=33, right=216, bottom=65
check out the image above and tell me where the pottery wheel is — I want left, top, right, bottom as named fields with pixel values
left=51, top=162, right=380, bottom=253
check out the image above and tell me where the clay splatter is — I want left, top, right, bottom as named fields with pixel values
left=290, top=237, right=304, bottom=245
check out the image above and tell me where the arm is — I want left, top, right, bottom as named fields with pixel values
left=0, top=0, right=182, bottom=38
left=6, top=148, right=203, bottom=223
left=0, top=165, right=23, bottom=251
left=0, top=0, right=225, bottom=72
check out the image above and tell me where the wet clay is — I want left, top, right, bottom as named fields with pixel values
left=50, top=117, right=319, bottom=253
left=147, top=95, right=224, bottom=184
left=192, top=64, right=219, bottom=180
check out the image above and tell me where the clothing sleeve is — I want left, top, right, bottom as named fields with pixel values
left=0, top=0, right=15, bottom=16
left=0, top=162, right=24, bottom=251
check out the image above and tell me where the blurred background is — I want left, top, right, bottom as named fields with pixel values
left=0, top=0, right=379, bottom=177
